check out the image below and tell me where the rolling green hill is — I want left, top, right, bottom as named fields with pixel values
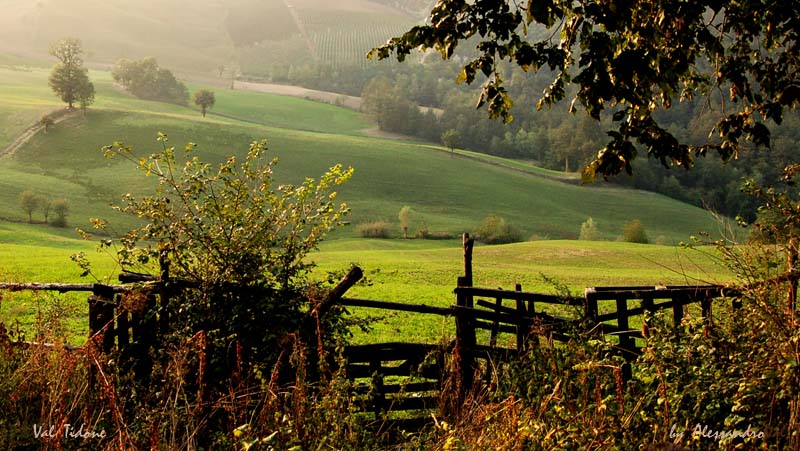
left=0, top=64, right=723, bottom=245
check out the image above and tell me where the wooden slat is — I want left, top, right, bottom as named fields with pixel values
left=475, top=299, right=564, bottom=325
left=593, top=294, right=711, bottom=323
left=353, top=381, right=439, bottom=395
left=586, top=285, right=727, bottom=301
left=383, top=396, right=439, bottom=412
left=489, top=297, right=502, bottom=348
left=473, top=319, right=517, bottom=335
left=455, top=286, right=583, bottom=305
left=347, top=363, right=430, bottom=379
left=341, top=298, right=452, bottom=316
left=0, top=282, right=130, bottom=293
left=345, top=343, right=440, bottom=362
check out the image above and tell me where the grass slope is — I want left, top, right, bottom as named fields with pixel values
left=0, top=65, right=722, bottom=243
left=0, top=62, right=735, bottom=345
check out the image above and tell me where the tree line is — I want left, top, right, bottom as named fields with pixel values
left=18, top=190, right=69, bottom=227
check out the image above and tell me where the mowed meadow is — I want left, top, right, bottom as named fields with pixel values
left=0, top=62, right=734, bottom=345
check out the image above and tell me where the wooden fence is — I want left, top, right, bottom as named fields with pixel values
left=0, top=234, right=742, bottom=426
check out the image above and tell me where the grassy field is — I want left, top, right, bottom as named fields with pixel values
left=0, top=227, right=734, bottom=345
left=0, top=59, right=737, bottom=346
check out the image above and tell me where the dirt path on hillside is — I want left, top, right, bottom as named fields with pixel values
left=0, top=108, right=79, bottom=159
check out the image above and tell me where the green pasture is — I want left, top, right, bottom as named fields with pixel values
left=0, top=59, right=736, bottom=346
left=0, top=230, right=734, bottom=345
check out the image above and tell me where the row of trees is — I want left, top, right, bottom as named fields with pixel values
left=19, top=190, right=69, bottom=227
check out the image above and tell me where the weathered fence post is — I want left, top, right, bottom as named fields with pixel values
left=584, top=288, right=598, bottom=322
left=130, top=295, right=157, bottom=382
left=615, top=295, right=635, bottom=382
left=453, top=232, right=477, bottom=401
left=370, top=358, right=385, bottom=418
left=87, top=284, right=117, bottom=402
left=672, top=293, right=685, bottom=329
left=158, top=250, right=171, bottom=335
left=463, top=233, right=474, bottom=287
left=489, top=295, right=502, bottom=348
left=701, top=297, right=713, bottom=325
left=515, top=283, right=526, bottom=352
left=455, top=277, right=475, bottom=403
left=89, top=284, right=117, bottom=354
left=615, top=295, right=635, bottom=356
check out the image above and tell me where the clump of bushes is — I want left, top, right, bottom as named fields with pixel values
left=112, top=57, right=189, bottom=105
left=622, top=218, right=649, bottom=243
left=474, top=215, right=523, bottom=244
left=18, top=190, right=68, bottom=226
left=357, top=220, right=392, bottom=238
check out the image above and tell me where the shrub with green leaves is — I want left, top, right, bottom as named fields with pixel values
left=623, top=218, right=649, bottom=243
left=71, top=133, right=358, bottom=448
left=89, top=134, right=353, bottom=381
left=398, top=205, right=412, bottom=238
left=51, top=198, right=69, bottom=227
left=475, top=214, right=523, bottom=244
left=579, top=217, right=600, bottom=240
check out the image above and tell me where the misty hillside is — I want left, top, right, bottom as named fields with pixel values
left=0, top=0, right=419, bottom=75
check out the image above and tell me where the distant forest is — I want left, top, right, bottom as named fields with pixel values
left=260, top=56, right=798, bottom=222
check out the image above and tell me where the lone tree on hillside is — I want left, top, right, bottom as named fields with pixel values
left=398, top=206, right=412, bottom=238
left=441, top=129, right=461, bottom=156
left=48, top=38, right=93, bottom=110
left=193, top=89, right=216, bottom=117
left=370, top=1, right=800, bottom=180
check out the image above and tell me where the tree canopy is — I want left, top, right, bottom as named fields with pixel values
left=370, top=1, right=800, bottom=180
left=48, top=38, right=94, bottom=110
left=193, top=89, right=216, bottom=117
